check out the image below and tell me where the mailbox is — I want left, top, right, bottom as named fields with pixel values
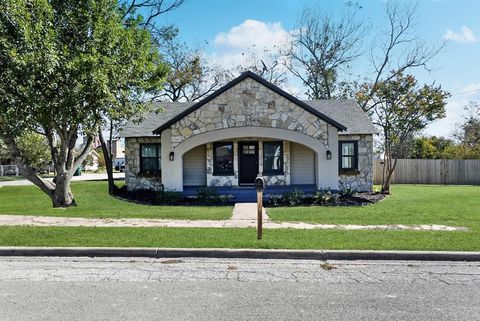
left=255, top=175, right=265, bottom=192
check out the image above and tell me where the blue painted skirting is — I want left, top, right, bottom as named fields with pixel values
left=183, top=185, right=317, bottom=202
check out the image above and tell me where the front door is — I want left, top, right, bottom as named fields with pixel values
left=239, top=141, right=258, bottom=185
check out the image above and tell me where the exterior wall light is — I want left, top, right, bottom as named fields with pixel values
left=169, top=151, right=174, bottom=161
left=326, top=150, right=332, bottom=160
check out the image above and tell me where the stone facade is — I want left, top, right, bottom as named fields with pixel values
left=205, top=139, right=291, bottom=187
left=338, top=134, right=374, bottom=192
left=124, top=137, right=163, bottom=191
left=169, top=77, right=329, bottom=151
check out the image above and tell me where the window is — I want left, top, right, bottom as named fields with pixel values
left=140, top=144, right=161, bottom=175
left=263, top=141, right=283, bottom=174
left=213, top=142, right=234, bottom=175
left=242, top=145, right=256, bottom=155
left=339, top=141, right=358, bottom=171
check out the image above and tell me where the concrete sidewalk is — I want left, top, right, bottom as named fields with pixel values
left=0, top=214, right=468, bottom=231
left=0, top=172, right=125, bottom=187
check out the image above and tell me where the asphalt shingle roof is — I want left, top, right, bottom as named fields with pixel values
left=120, top=99, right=376, bottom=138
left=305, top=99, right=377, bottom=135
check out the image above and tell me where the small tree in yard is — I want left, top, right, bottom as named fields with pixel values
left=357, top=73, right=449, bottom=194
left=454, top=101, right=480, bottom=159
left=0, top=0, right=166, bottom=206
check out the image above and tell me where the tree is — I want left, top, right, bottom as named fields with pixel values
left=234, top=45, right=288, bottom=87
left=454, top=101, right=480, bottom=159
left=156, top=26, right=228, bottom=102
left=408, top=136, right=457, bottom=159
left=16, top=133, right=51, bottom=171
left=284, top=4, right=366, bottom=99
left=357, top=73, right=449, bottom=193
left=0, top=139, right=12, bottom=165
left=0, top=0, right=166, bottom=206
left=359, top=2, right=444, bottom=112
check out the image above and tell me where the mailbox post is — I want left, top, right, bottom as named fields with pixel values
left=255, top=175, right=265, bottom=240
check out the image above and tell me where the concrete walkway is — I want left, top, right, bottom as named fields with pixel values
left=0, top=214, right=468, bottom=231
left=231, top=203, right=268, bottom=221
left=0, top=173, right=125, bottom=187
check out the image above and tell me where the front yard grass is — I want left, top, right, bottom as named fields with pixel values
left=0, top=181, right=231, bottom=220
left=268, top=185, right=480, bottom=229
left=0, top=183, right=479, bottom=251
left=0, top=226, right=479, bottom=251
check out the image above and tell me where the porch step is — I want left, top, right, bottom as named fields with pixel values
left=231, top=203, right=269, bottom=221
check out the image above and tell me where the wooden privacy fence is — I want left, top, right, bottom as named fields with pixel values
left=373, top=159, right=480, bottom=185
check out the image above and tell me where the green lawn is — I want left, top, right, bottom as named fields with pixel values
left=268, top=185, right=480, bottom=229
left=0, top=226, right=478, bottom=251
left=0, top=181, right=231, bottom=220
left=0, top=182, right=479, bottom=251
left=0, top=176, right=24, bottom=182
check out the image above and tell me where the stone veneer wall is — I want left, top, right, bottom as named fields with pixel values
left=168, top=77, right=329, bottom=151
left=124, top=137, right=163, bottom=191
left=338, top=134, right=373, bottom=192
left=206, top=139, right=291, bottom=187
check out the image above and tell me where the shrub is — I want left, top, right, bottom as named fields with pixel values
left=313, top=188, right=339, bottom=205
left=196, top=186, right=222, bottom=204
left=155, top=185, right=181, bottom=204
left=340, top=186, right=357, bottom=198
left=281, top=188, right=305, bottom=206
left=267, top=194, right=283, bottom=207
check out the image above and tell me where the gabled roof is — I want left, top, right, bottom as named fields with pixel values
left=151, top=70, right=347, bottom=135
left=120, top=99, right=376, bottom=138
left=306, top=100, right=377, bottom=135
left=120, top=102, right=194, bottom=138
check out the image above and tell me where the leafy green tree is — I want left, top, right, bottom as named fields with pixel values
left=0, top=139, right=12, bottom=165
left=454, top=101, right=480, bottom=159
left=16, top=133, right=51, bottom=171
left=409, top=136, right=458, bottom=159
left=0, top=0, right=166, bottom=207
left=357, top=73, right=449, bottom=193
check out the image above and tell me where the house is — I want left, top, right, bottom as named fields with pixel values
left=108, top=139, right=125, bottom=170
left=121, top=71, right=376, bottom=197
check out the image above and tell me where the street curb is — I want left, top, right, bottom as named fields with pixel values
left=0, top=247, right=479, bottom=261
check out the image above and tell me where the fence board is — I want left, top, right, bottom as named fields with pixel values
left=373, top=159, right=480, bottom=185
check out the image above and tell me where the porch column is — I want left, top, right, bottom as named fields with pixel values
left=161, top=129, right=184, bottom=191
left=316, top=125, right=339, bottom=190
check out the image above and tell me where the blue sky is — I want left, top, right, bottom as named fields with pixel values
left=158, top=0, right=480, bottom=137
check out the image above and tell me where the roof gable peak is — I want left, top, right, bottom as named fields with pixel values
left=152, top=71, right=346, bottom=134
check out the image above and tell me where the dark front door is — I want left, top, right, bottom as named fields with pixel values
left=239, top=141, right=258, bottom=185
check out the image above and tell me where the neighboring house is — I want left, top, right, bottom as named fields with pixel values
left=108, top=139, right=125, bottom=169
left=121, top=71, right=376, bottom=196
left=83, top=149, right=101, bottom=171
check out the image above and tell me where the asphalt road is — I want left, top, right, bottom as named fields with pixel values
left=0, top=257, right=479, bottom=321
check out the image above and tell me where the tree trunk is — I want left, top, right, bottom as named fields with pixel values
left=381, top=157, right=397, bottom=194
left=51, top=173, right=76, bottom=207
left=98, top=128, right=117, bottom=195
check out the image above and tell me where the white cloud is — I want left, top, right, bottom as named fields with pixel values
left=443, top=26, right=479, bottom=43
left=208, top=19, right=293, bottom=79
left=214, top=19, right=291, bottom=53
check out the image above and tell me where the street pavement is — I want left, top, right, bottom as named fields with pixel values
left=0, top=256, right=479, bottom=320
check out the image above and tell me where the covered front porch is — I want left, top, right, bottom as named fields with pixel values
left=183, top=184, right=317, bottom=202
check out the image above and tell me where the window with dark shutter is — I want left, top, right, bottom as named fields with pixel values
left=339, top=141, right=358, bottom=172
left=140, top=144, right=161, bottom=175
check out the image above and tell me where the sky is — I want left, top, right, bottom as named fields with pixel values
left=157, top=0, right=480, bottom=138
